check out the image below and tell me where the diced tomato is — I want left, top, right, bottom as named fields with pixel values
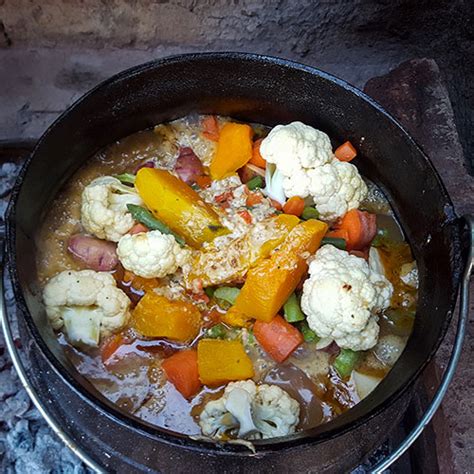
left=238, top=209, right=253, bottom=224
left=215, top=190, right=234, bottom=208
left=162, top=349, right=202, bottom=398
left=246, top=191, right=264, bottom=207
left=254, top=315, right=304, bottom=363
left=202, top=116, right=220, bottom=141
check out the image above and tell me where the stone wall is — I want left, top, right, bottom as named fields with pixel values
left=0, top=0, right=472, bottom=170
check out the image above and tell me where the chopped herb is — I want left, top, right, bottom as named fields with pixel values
left=205, top=323, right=227, bottom=339
left=214, top=287, right=240, bottom=309
left=371, top=228, right=389, bottom=247
left=204, top=287, right=215, bottom=299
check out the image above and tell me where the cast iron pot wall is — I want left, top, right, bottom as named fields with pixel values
left=6, top=54, right=463, bottom=471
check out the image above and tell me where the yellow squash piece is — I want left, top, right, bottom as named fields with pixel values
left=221, top=306, right=252, bottom=328
left=197, top=339, right=254, bottom=386
left=132, top=292, right=201, bottom=342
left=135, top=168, right=229, bottom=248
left=210, top=122, right=253, bottom=180
left=184, top=214, right=300, bottom=289
left=232, top=219, right=328, bottom=322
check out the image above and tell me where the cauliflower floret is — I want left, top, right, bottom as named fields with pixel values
left=81, top=176, right=143, bottom=242
left=260, top=121, right=333, bottom=174
left=117, top=230, right=190, bottom=279
left=260, top=122, right=367, bottom=221
left=301, top=245, right=393, bottom=351
left=199, top=380, right=300, bottom=440
left=43, top=270, right=130, bottom=347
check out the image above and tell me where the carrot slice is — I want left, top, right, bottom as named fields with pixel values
left=100, top=333, right=126, bottom=365
left=282, top=196, right=305, bottom=217
left=335, top=141, right=357, bottom=162
left=249, top=138, right=266, bottom=168
left=254, top=315, right=304, bottom=363
left=202, top=116, right=220, bottom=141
left=162, top=349, right=201, bottom=398
left=333, top=209, right=377, bottom=251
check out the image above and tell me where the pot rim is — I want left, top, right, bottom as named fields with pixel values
left=5, top=52, right=463, bottom=454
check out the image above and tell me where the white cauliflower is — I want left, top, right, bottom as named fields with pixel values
left=199, top=380, right=300, bottom=440
left=117, top=230, right=190, bottom=279
left=301, top=245, right=393, bottom=351
left=43, top=270, right=130, bottom=347
left=260, top=122, right=367, bottom=221
left=81, top=176, right=143, bottom=242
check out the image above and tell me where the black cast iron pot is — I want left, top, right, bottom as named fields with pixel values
left=4, top=53, right=466, bottom=472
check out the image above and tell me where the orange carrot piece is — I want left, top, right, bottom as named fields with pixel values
left=282, top=196, right=305, bottom=217
left=254, top=315, right=304, bottom=363
left=100, top=333, right=126, bottom=365
left=202, top=116, right=220, bottom=141
left=335, top=141, right=357, bottom=162
left=249, top=138, right=266, bottom=168
left=326, top=228, right=350, bottom=242
left=238, top=209, right=253, bottom=224
left=162, top=349, right=201, bottom=398
left=333, top=209, right=377, bottom=250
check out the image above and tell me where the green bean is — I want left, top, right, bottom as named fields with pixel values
left=283, top=293, right=305, bottom=323
left=321, top=237, right=347, bottom=250
left=126, top=204, right=185, bottom=246
left=299, top=321, right=319, bottom=343
left=333, top=348, right=360, bottom=378
left=114, top=173, right=136, bottom=185
left=301, top=206, right=320, bottom=220
left=246, top=175, right=264, bottom=191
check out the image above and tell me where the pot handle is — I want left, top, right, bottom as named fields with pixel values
left=0, top=244, right=107, bottom=473
left=371, top=215, right=474, bottom=473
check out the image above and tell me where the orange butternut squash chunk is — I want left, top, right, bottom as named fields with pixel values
left=135, top=168, right=229, bottom=248
left=197, top=339, right=254, bottom=386
left=184, top=214, right=300, bottom=289
left=232, top=219, right=328, bottom=322
left=221, top=306, right=252, bottom=328
left=210, top=122, right=253, bottom=180
left=132, top=292, right=201, bottom=342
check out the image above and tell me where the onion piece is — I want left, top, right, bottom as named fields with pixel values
left=352, top=371, right=382, bottom=399
left=315, top=337, right=334, bottom=350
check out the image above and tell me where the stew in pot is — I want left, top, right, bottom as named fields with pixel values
left=37, top=115, right=418, bottom=440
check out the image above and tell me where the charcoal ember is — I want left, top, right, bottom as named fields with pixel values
left=0, top=390, right=30, bottom=426
left=6, top=420, right=33, bottom=456
left=0, top=162, right=21, bottom=198
left=0, top=368, right=21, bottom=399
